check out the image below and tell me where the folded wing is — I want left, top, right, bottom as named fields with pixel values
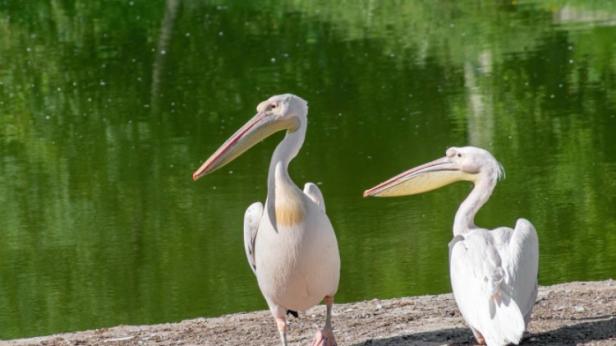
left=449, top=231, right=526, bottom=346
left=303, top=182, right=326, bottom=212
left=502, top=218, right=539, bottom=324
left=243, top=202, right=263, bottom=274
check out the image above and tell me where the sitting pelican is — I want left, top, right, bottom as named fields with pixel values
left=364, top=146, right=538, bottom=346
left=192, top=94, right=340, bottom=346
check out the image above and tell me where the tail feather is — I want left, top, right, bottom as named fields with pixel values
left=483, top=290, right=525, bottom=345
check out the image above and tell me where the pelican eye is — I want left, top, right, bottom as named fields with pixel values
left=265, top=103, right=278, bottom=115
left=457, top=153, right=462, bottom=158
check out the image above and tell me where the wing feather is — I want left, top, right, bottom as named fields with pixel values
left=449, top=231, right=525, bottom=346
left=303, top=182, right=325, bottom=212
left=505, top=218, right=539, bottom=323
left=243, top=202, right=263, bottom=274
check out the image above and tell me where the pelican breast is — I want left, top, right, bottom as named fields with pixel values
left=270, top=161, right=307, bottom=228
left=274, top=180, right=306, bottom=227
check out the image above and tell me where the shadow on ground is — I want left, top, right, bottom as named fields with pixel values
left=353, top=327, right=472, bottom=346
left=528, top=317, right=616, bottom=346
left=354, top=317, right=616, bottom=346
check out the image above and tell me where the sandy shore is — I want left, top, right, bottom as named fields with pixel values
left=7, top=280, right=616, bottom=346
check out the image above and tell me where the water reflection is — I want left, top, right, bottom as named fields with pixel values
left=0, top=0, right=615, bottom=340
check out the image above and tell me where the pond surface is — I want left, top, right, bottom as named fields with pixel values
left=1, top=0, right=616, bottom=340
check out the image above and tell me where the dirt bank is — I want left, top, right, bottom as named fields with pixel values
left=7, top=280, right=616, bottom=346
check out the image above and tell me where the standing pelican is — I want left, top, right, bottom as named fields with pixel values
left=364, top=146, right=538, bottom=346
left=193, top=94, right=340, bottom=346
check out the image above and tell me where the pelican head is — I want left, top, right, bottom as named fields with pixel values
left=363, top=146, right=503, bottom=197
left=193, top=94, right=308, bottom=180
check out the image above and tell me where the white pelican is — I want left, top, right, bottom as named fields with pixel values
left=364, top=146, right=539, bottom=346
left=193, top=94, right=340, bottom=346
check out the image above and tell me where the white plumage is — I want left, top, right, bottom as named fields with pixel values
left=194, top=94, right=340, bottom=346
left=364, top=146, right=539, bottom=346
left=449, top=219, right=538, bottom=345
left=243, top=202, right=262, bottom=274
left=254, top=184, right=339, bottom=312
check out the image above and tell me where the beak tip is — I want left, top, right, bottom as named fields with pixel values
left=362, top=190, right=372, bottom=198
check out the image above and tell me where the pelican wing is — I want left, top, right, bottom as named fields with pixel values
left=303, top=182, right=325, bottom=212
left=243, top=202, right=263, bottom=274
left=449, top=231, right=526, bottom=346
left=501, top=218, right=539, bottom=323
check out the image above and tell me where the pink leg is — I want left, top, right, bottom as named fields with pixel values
left=276, top=317, right=288, bottom=346
left=268, top=303, right=288, bottom=346
left=472, top=328, right=486, bottom=345
left=312, top=296, right=337, bottom=346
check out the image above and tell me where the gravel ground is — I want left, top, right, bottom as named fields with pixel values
left=7, top=280, right=616, bottom=346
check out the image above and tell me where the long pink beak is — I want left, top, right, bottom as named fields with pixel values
left=363, top=157, right=468, bottom=197
left=192, top=111, right=269, bottom=181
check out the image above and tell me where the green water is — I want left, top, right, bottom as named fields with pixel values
left=1, top=0, right=615, bottom=340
